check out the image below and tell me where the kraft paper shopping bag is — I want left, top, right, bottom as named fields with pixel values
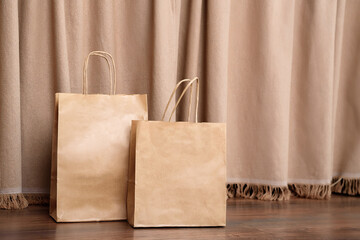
left=50, top=51, right=148, bottom=222
left=127, top=78, right=226, bottom=227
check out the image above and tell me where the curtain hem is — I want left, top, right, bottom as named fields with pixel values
left=227, top=183, right=291, bottom=201
left=23, top=193, right=50, bottom=205
left=332, top=177, right=360, bottom=196
left=288, top=183, right=331, bottom=200
left=2, top=177, right=359, bottom=210
left=0, top=193, right=29, bottom=210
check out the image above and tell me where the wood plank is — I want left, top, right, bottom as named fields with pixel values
left=0, top=195, right=359, bottom=239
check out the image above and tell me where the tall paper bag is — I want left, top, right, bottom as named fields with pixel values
left=50, top=51, right=148, bottom=222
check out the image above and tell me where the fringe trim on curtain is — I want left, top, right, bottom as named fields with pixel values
left=227, top=183, right=291, bottom=201
left=0, top=193, right=29, bottom=209
left=2, top=179, right=358, bottom=209
left=332, top=177, right=360, bottom=196
left=288, top=184, right=331, bottom=200
left=23, top=193, right=49, bottom=205
left=0, top=193, right=50, bottom=210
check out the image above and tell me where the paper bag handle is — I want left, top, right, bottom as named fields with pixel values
left=82, top=51, right=117, bottom=95
left=161, top=77, right=199, bottom=123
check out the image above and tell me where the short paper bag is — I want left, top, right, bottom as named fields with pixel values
left=127, top=78, right=226, bottom=227
left=50, top=51, right=148, bottom=222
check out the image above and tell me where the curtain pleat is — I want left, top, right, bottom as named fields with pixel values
left=0, top=0, right=28, bottom=209
left=0, top=0, right=22, bottom=194
left=333, top=0, right=360, bottom=196
left=227, top=0, right=295, bottom=195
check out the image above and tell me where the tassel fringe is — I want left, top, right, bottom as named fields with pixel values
left=227, top=183, right=291, bottom=201
left=2, top=178, right=358, bottom=209
left=332, top=177, right=360, bottom=196
left=0, top=193, right=49, bottom=210
left=23, top=193, right=49, bottom=205
left=228, top=178, right=360, bottom=201
left=0, top=193, right=29, bottom=210
left=288, top=184, right=331, bottom=200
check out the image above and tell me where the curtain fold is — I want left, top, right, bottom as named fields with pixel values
left=0, top=0, right=359, bottom=209
left=227, top=0, right=296, bottom=200
left=0, top=0, right=25, bottom=208
left=333, top=0, right=360, bottom=196
left=287, top=0, right=339, bottom=198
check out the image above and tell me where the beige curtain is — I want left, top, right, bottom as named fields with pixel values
left=0, top=0, right=359, bottom=209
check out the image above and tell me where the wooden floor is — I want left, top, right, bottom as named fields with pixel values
left=0, top=195, right=359, bottom=240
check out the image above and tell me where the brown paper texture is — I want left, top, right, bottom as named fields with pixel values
left=50, top=93, right=147, bottom=222
left=127, top=120, right=226, bottom=227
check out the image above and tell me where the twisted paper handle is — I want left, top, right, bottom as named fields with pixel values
left=82, top=51, right=117, bottom=95
left=161, top=77, right=199, bottom=123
